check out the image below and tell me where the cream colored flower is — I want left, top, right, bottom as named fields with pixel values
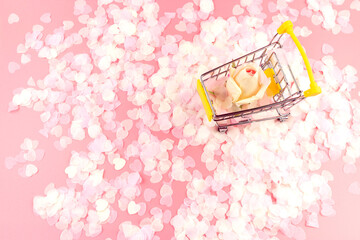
left=226, top=63, right=270, bottom=107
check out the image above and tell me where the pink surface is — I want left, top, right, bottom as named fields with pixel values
left=1, top=0, right=360, bottom=240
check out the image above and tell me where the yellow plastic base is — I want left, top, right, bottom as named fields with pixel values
left=264, top=68, right=280, bottom=97
left=304, top=82, right=321, bottom=97
left=197, top=79, right=213, bottom=122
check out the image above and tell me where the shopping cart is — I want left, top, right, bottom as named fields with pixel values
left=197, top=20, right=321, bottom=133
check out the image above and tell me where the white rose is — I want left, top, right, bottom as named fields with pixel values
left=226, top=63, right=270, bottom=107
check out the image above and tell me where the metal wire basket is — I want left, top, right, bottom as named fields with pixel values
left=197, top=21, right=321, bottom=132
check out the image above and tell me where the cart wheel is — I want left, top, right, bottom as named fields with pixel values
left=218, top=127, right=228, bottom=133
left=278, top=117, right=288, bottom=122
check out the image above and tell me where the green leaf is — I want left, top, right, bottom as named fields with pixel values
left=208, top=91, right=215, bottom=96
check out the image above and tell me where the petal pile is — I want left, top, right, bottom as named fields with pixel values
left=5, top=0, right=360, bottom=239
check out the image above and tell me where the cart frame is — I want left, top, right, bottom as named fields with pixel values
left=197, top=21, right=321, bottom=132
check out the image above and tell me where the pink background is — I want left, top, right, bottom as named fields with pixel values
left=1, top=0, right=360, bottom=239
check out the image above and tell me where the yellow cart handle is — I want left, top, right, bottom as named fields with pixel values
left=277, top=20, right=321, bottom=97
left=197, top=79, right=213, bottom=121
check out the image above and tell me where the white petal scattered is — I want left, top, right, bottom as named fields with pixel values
left=350, top=0, right=360, bottom=11
left=113, top=157, right=126, bottom=170
left=21, top=54, right=31, bottom=64
left=40, top=13, right=51, bottom=23
left=63, top=20, right=74, bottom=30
left=8, top=62, right=20, bottom=74
left=322, top=43, right=334, bottom=54
left=200, top=0, right=214, bottom=14
left=128, top=201, right=140, bottom=215
left=232, top=5, right=244, bottom=15
left=96, top=199, right=109, bottom=212
left=349, top=181, right=360, bottom=195
left=300, top=26, right=312, bottom=37
left=8, top=13, right=19, bottom=24
left=98, top=56, right=112, bottom=70
left=25, top=164, right=38, bottom=177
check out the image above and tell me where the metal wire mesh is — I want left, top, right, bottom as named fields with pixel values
left=199, top=33, right=305, bottom=131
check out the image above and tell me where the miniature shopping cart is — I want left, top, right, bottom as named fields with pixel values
left=197, top=21, right=321, bottom=133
